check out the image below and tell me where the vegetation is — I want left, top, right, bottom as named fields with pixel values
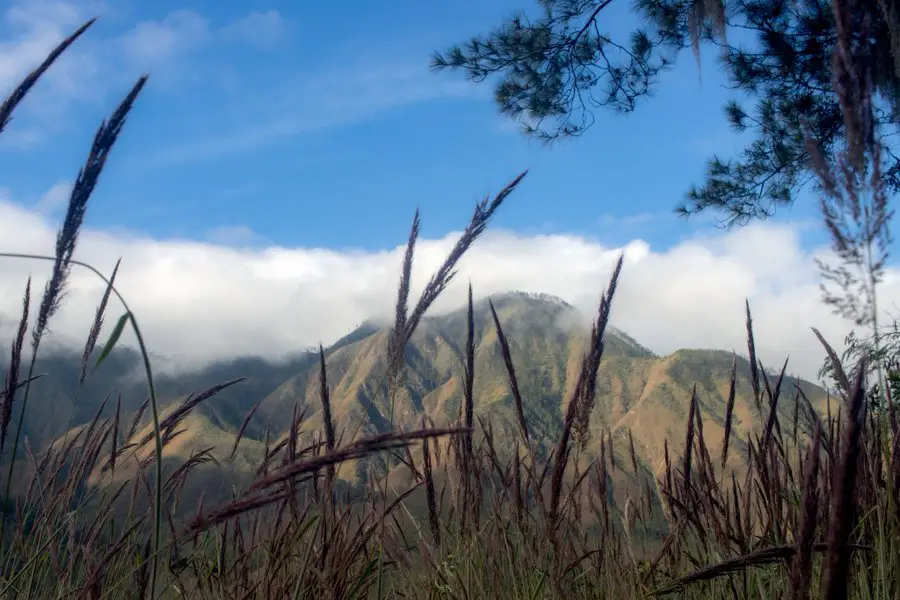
left=431, top=0, right=900, bottom=226
left=0, top=0, right=898, bottom=597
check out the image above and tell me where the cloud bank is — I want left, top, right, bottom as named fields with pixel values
left=0, top=188, right=891, bottom=384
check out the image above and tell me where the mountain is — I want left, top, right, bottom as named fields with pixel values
left=257, top=291, right=829, bottom=484
left=2, top=347, right=316, bottom=454
left=263, top=291, right=660, bottom=446
left=4, top=291, right=832, bottom=516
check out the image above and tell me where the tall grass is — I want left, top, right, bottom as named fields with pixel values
left=0, top=3, right=898, bottom=599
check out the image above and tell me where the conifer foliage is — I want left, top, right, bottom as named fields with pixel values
left=432, top=0, right=900, bottom=225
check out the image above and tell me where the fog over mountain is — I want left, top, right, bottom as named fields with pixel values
left=0, top=194, right=889, bottom=384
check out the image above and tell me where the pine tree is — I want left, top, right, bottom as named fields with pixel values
left=432, top=0, right=900, bottom=225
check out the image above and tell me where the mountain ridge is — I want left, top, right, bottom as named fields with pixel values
left=7, top=291, right=831, bottom=515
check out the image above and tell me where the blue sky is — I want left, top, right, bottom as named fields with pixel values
left=0, top=0, right=825, bottom=250
left=0, top=0, right=890, bottom=382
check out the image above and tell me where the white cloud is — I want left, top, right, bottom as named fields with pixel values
left=0, top=2, right=475, bottom=166
left=0, top=3, right=295, bottom=143
left=0, top=3, right=466, bottom=160
left=1, top=0, right=88, bottom=70
left=0, top=187, right=891, bottom=385
left=205, top=225, right=268, bottom=247
left=219, top=10, right=288, bottom=49
left=33, top=180, right=71, bottom=215
left=119, top=9, right=210, bottom=64
left=117, top=9, right=291, bottom=71
left=0, top=0, right=105, bottom=131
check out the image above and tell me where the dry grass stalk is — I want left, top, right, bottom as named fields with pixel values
left=721, top=354, right=738, bottom=470
left=549, top=254, right=624, bottom=530
left=0, top=19, right=96, bottom=136
left=80, top=258, right=121, bottom=386
left=822, top=360, right=868, bottom=600
left=489, top=299, right=529, bottom=444
left=791, top=422, right=823, bottom=600
left=421, top=418, right=441, bottom=548
left=1, top=279, right=30, bottom=452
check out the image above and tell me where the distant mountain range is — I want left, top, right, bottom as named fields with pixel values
left=5, top=291, right=833, bottom=514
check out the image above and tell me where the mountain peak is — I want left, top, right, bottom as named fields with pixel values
left=340, top=290, right=657, bottom=361
left=486, top=290, right=574, bottom=309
